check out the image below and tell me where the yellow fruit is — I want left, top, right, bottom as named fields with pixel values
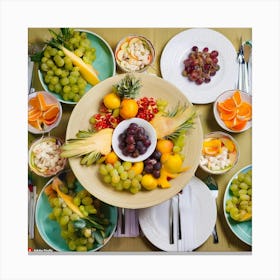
left=129, top=161, right=144, bottom=175
left=105, top=151, right=119, bottom=164
left=141, top=174, right=158, bottom=190
left=156, top=139, right=174, bottom=154
left=163, top=154, right=183, bottom=173
left=119, top=99, right=139, bottom=119
left=103, top=93, right=121, bottom=110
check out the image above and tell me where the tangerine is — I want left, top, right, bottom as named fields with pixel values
left=103, top=92, right=121, bottom=110
left=156, top=139, right=174, bottom=154
left=119, top=99, right=139, bottom=119
left=232, top=90, right=242, bottom=107
left=105, top=151, right=119, bottom=164
left=43, top=105, right=59, bottom=120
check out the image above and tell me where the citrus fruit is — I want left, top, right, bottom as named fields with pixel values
left=129, top=161, right=144, bottom=175
left=119, top=99, right=139, bottom=119
left=103, top=92, right=121, bottom=110
left=236, top=102, right=252, bottom=121
left=232, top=90, right=242, bottom=107
left=105, top=151, right=119, bottom=164
left=156, top=139, right=174, bottom=154
left=203, top=139, right=222, bottom=156
left=219, top=109, right=236, bottom=121
left=42, top=105, right=59, bottom=120
left=163, top=154, right=183, bottom=173
left=141, top=174, right=158, bottom=190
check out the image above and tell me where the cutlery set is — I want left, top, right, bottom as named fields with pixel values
left=237, top=37, right=252, bottom=94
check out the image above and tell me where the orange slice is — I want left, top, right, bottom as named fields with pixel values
left=232, top=90, right=242, bottom=107
left=231, top=118, right=247, bottom=131
left=219, top=110, right=236, bottom=121
left=217, top=102, right=235, bottom=114
left=42, top=105, right=59, bottom=120
left=28, top=108, right=42, bottom=121
left=203, top=139, right=222, bottom=156
left=219, top=98, right=236, bottom=111
left=28, top=119, right=43, bottom=130
left=43, top=115, right=58, bottom=126
left=236, top=102, right=252, bottom=121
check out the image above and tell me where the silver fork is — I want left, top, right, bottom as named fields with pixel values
left=204, top=176, right=219, bottom=243
left=237, top=36, right=245, bottom=91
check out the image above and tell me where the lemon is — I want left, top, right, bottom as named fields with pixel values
left=163, top=154, right=183, bottom=173
left=141, top=174, right=158, bottom=190
left=103, top=92, right=121, bottom=109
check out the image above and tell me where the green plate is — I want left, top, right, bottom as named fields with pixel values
left=223, top=165, right=252, bottom=246
left=35, top=171, right=118, bottom=252
left=38, top=29, right=116, bottom=105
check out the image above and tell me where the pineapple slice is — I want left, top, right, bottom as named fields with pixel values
left=150, top=104, right=196, bottom=140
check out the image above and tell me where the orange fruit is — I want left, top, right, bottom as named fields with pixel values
left=219, top=110, right=236, bottom=121
left=232, top=90, right=242, bottom=107
left=163, top=154, right=183, bottom=173
left=103, top=92, right=121, bottom=110
left=43, top=115, right=58, bottom=126
left=37, top=92, right=49, bottom=111
left=231, top=118, right=247, bottom=131
left=217, top=101, right=235, bottom=113
left=141, top=174, right=158, bottom=190
left=43, top=105, right=59, bottom=120
left=156, top=139, right=174, bottom=154
left=219, top=98, right=236, bottom=111
left=203, top=139, right=222, bottom=156
left=236, top=102, right=252, bottom=121
left=29, top=119, right=43, bottom=130
left=119, top=99, right=139, bottom=119
left=28, top=108, right=42, bottom=121
left=105, top=151, right=119, bottom=164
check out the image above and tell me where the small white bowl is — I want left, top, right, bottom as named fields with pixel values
left=199, top=131, right=239, bottom=175
left=213, top=89, right=252, bottom=133
left=28, top=91, right=62, bottom=134
left=29, top=136, right=67, bottom=177
left=112, top=118, right=157, bottom=163
left=115, top=35, right=155, bottom=73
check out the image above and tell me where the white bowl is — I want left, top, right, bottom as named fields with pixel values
left=28, top=91, right=62, bottom=134
left=112, top=118, right=157, bottom=163
left=29, top=136, right=67, bottom=177
left=213, top=89, right=252, bottom=133
left=199, top=131, right=239, bottom=175
left=115, top=35, right=155, bottom=73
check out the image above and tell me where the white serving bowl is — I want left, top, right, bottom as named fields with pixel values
left=115, top=35, right=155, bottom=73
left=213, top=89, right=252, bottom=133
left=28, top=91, right=62, bottom=134
left=199, top=131, right=239, bottom=175
left=112, top=118, right=157, bottom=163
left=28, top=136, right=67, bottom=177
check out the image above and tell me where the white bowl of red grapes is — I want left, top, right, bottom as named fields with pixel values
left=112, top=118, right=157, bottom=163
left=182, top=46, right=220, bottom=85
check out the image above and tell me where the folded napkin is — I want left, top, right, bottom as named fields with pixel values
left=114, top=208, right=140, bottom=237
left=177, top=184, right=195, bottom=252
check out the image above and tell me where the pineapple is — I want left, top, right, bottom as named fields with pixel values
left=150, top=103, right=196, bottom=140
left=113, top=74, right=142, bottom=99
left=61, top=128, right=113, bottom=166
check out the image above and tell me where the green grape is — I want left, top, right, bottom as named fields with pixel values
left=50, top=76, right=59, bottom=85
left=239, top=200, right=249, bottom=210
left=61, top=230, right=70, bottom=239
left=77, top=189, right=89, bottom=199
left=73, top=196, right=81, bottom=206
left=47, top=70, right=54, bottom=76
left=43, top=51, right=51, bottom=59
left=50, top=48, right=57, bottom=56
left=71, top=84, right=79, bottom=94
left=48, top=212, right=55, bottom=220
left=65, top=62, right=73, bottom=71
left=53, top=207, right=62, bottom=218
left=238, top=189, right=247, bottom=196
left=129, top=186, right=139, bottom=194
left=103, top=175, right=112, bottom=184
left=110, top=169, right=118, bottom=177
left=114, top=161, right=121, bottom=169
left=114, top=182, right=123, bottom=191
left=106, top=163, right=114, bottom=172
left=83, top=56, right=91, bottom=64
left=73, top=94, right=81, bottom=102
left=117, top=165, right=125, bottom=174
left=76, top=246, right=87, bottom=252
left=231, top=196, right=239, bottom=204
left=53, top=197, right=61, bottom=207
left=60, top=215, right=70, bottom=226
left=173, top=145, right=181, bottom=153
left=238, top=173, right=245, bottom=182
left=68, top=92, right=75, bottom=100
left=70, top=213, right=79, bottom=221
left=67, top=221, right=75, bottom=233
left=135, top=174, right=143, bottom=182
left=131, top=178, right=140, bottom=188
left=247, top=188, right=252, bottom=196
left=46, top=59, right=55, bottom=68
left=240, top=194, right=250, bottom=201
left=244, top=175, right=252, bottom=186
left=60, top=77, right=69, bottom=86
left=41, top=56, right=48, bottom=63
left=123, top=179, right=131, bottom=189
left=41, top=63, right=49, bottom=72
left=61, top=70, right=69, bottom=78
left=99, top=164, right=108, bottom=175
left=44, top=75, right=51, bottom=84
left=82, top=228, right=92, bottom=238
left=63, top=85, right=71, bottom=94
left=78, top=89, right=85, bottom=96
left=69, top=76, right=77, bottom=84
left=68, top=240, right=76, bottom=250
left=54, top=83, right=62, bottom=94
left=247, top=206, right=252, bottom=213
left=230, top=184, right=238, bottom=192
left=120, top=171, right=128, bottom=180
left=54, top=55, right=65, bottom=67
left=62, top=207, right=72, bottom=216
left=122, top=161, right=132, bottom=171
left=82, top=196, right=93, bottom=206
left=112, top=174, right=120, bottom=184
left=128, top=170, right=136, bottom=179
left=74, top=48, right=84, bottom=57
left=85, top=205, right=97, bottom=214
left=55, top=68, right=63, bottom=76
left=239, top=182, right=249, bottom=190
left=231, top=178, right=239, bottom=185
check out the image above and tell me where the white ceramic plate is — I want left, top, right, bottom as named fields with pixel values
left=160, top=28, right=238, bottom=104
left=138, top=176, right=216, bottom=252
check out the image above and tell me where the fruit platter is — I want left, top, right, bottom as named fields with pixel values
left=64, top=73, right=203, bottom=208
left=28, top=27, right=252, bottom=253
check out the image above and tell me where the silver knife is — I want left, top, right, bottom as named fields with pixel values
left=237, top=36, right=245, bottom=92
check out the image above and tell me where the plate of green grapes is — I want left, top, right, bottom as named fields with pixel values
left=35, top=170, right=118, bottom=252
left=37, top=28, right=116, bottom=104
left=223, top=165, right=252, bottom=246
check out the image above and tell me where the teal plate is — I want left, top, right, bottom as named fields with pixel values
left=38, top=29, right=116, bottom=105
left=35, top=171, right=118, bottom=252
left=223, top=165, right=252, bottom=246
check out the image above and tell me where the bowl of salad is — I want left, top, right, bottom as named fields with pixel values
left=28, top=136, right=67, bottom=177
left=115, top=35, right=155, bottom=73
left=199, top=131, right=239, bottom=174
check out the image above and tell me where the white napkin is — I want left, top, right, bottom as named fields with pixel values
left=114, top=208, right=140, bottom=237
left=177, top=184, right=195, bottom=252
